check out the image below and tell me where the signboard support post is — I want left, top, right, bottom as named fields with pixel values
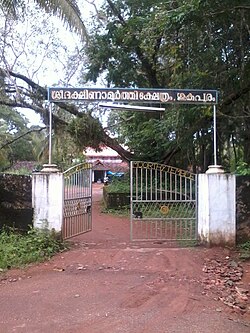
left=41, top=102, right=59, bottom=173
left=206, top=104, right=224, bottom=174
left=213, top=104, right=217, bottom=166
left=49, top=102, right=52, bottom=165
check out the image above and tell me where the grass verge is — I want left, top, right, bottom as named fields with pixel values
left=101, top=205, right=130, bottom=217
left=0, top=227, right=67, bottom=271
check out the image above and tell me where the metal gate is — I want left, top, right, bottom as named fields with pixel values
left=130, top=161, right=197, bottom=243
left=63, top=163, right=92, bottom=239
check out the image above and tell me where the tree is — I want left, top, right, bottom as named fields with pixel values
left=0, top=66, right=134, bottom=162
left=85, top=0, right=250, bottom=171
left=0, top=103, right=45, bottom=169
left=0, top=0, right=249, bottom=172
left=0, top=0, right=90, bottom=168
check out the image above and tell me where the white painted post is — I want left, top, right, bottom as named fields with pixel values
left=198, top=173, right=236, bottom=247
left=32, top=167, right=63, bottom=232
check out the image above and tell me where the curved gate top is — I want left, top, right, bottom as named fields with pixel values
left=130, top=161, right=197, bottom=244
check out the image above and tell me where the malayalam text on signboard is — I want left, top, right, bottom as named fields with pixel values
left=48, top=87, right=218, bottom=105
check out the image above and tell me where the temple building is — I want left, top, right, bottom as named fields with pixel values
left=84, top=146, right=129, bottom=182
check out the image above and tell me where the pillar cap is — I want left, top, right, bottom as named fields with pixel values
left=206, top=165, right=225, bottom=174
left=40, top=164, right=60, bottom=173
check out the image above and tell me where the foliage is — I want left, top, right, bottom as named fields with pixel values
left=238, top=241, right=250, bottom=260
left=101, top=205, right=130, bottom=217
left=0, top=107, right=36, bottom=169
left=0, top=227, right=67, bottom=271
left=0, top=115, right=47, bottom=171
left=235, top=162, right=250, bottom=175
left=86, top=0, right=250, bottom=171
left=0, top=1, right=91, bottom=168
left=0, top=0, right=249, bottom=172
left=68, top=113, right=104, bottom=151
left=3, top=167, right=32, bottom=175
left=105, top=175, right=130, bottom=193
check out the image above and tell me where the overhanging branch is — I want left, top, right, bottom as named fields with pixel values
left=0, top=127, right=47, bottom=150
left=220, top=83, right=250, bottom=107
left=0, top=69, right=135, bottom=161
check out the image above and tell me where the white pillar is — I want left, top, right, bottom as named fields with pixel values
left=32, top=169, right=63, bottom=232
left=198, top=174, right=236, bottom=247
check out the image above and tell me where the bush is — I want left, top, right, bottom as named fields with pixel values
left=236, top=162, right=250, bottom=175
left=105, top=176, right=130, bottom=193
left=238, top=241, right=250, bottom=260
left=3, top=167, right=32, bottom=175
left=0, top=227, right=66, bottom=270
left=103, top=176, right=130, bottom=210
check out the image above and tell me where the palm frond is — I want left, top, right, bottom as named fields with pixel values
left=35, top=0, right=88, bottom=40
left=0, top=0, right=88, bottom=40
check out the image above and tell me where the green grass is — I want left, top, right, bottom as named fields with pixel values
left=238, top=241, right=250, bottom=260
left=0, top=227, right=67, bottom=271
left=101, top=205, right=130, bottom=217
left=177, top=239, right=198, bottom=247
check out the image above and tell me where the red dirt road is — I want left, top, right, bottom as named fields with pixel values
left=0, top=184, right=249, bottom=333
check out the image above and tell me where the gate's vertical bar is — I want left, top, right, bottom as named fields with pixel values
left=160, top=168, right=163, bottom=201
left=130, top=161, right=133, bottom=241
left=48, top=103, right=52, bottom=165
left=62, top=173, right=65, bottom=239
left=213, top=105, right=218, bottom=166
left=135, top=164, right=138, bottom=200
left=190, top=177, right=192, bottom=200
left=170, top=173, right=172, bottom=200
left=140, top=166, right=143, bottom=200
left=180, top=176, right=182, bottom=200
left=155, top=167, right=157, bottom=200
left=165, top=171, right=167, bottom=201
left=175, top=173, right=177, bottom=200
left=184, top=177, right=187, bottom=200
left=89, top=166, right=92, bottom=231
left=72, top=172, right=74, bottom=198
left=140, top=165, right=143, bottom=238
left=195, top=173, right=198, bottom=240
left=150, top=168, right=153, bottom=201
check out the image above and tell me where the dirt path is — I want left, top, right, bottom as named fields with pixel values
left=0, top=184, right=249, bottom=333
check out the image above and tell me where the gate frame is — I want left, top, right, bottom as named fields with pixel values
left=62, top=162, right=92, bottom=239
left=45, top=86, right=225, bottom=244
left=130, top=161, right=198, bottom=243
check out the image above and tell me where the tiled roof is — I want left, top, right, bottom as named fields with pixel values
left=93, top=160, right=129, bottom=172
left=85, top=146, right=121, bottom=157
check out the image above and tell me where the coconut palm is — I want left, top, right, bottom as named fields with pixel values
left=0, top=0, right=87, bottom=39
